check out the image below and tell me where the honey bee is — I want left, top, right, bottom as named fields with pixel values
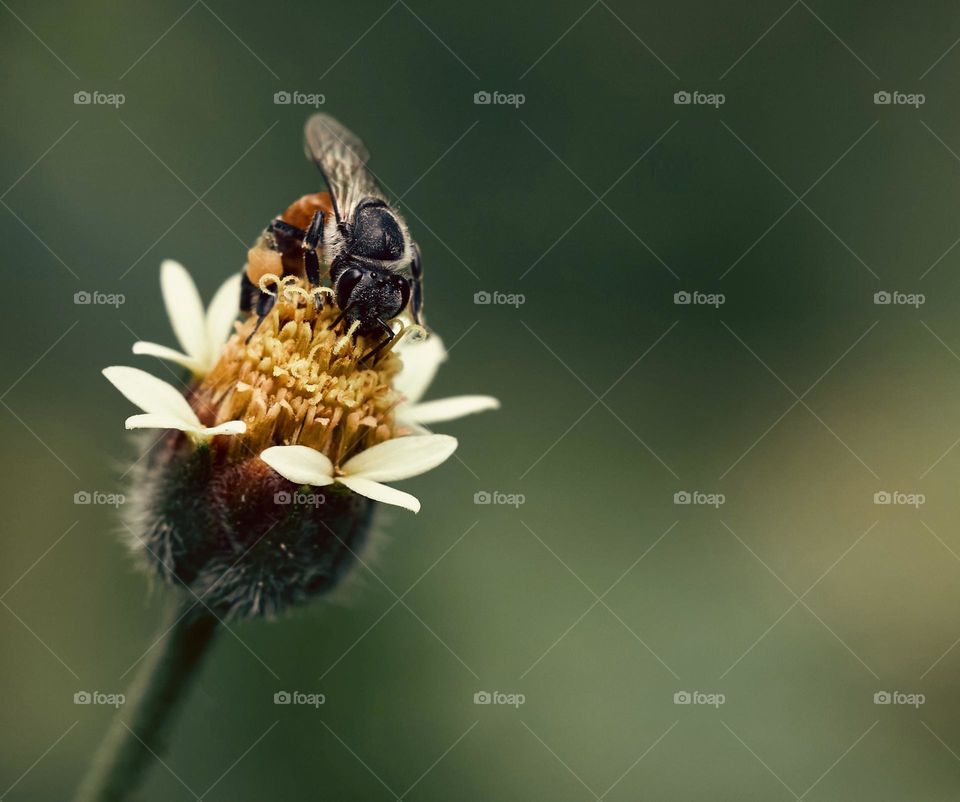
left=241, top=114, right=424, bottom=360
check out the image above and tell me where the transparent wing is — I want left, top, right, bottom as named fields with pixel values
left=304, top=113, right=385, bottom=223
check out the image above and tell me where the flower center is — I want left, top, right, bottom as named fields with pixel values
left=194, top=275, right=405, bottom=464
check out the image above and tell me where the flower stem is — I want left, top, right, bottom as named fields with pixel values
left=75, top=593, right=219, bottom=802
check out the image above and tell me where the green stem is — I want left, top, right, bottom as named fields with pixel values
left=75, top=593, right=220, bottom=802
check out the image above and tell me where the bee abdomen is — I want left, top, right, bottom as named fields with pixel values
left=281, top=191, right=334, bottom=230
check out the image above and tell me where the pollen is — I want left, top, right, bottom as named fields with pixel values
left=193, top=275, right=405, bottom=464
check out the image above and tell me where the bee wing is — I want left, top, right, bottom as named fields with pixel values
left=304, top=113, right=385, bottom=223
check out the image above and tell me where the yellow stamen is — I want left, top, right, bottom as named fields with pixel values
left=194, top=277, right=404, bottom=462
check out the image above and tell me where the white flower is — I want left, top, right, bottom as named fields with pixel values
left=260, top=434, right=457, bottom=513
left=132, top=259, right=241, bottom=376
left=394, top=335, right=499, bottom=430
left=102, top=366, right=246, bottom=440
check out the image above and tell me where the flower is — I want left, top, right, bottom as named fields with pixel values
left=132, top=259, right=240, bottom=376
left=104, top=260, right=498, bottom=617
left=392, top=335, right=500, bottom=430
left=102, top=366, right=246, bottom=441
left=261, top=434, right=458, bottom=514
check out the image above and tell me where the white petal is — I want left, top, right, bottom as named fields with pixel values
left=161, top=259, right=207, bottom=363
left=124, top=413, right=198, bottom=431
left=342, top=434, right=457, bottom=482
left=199, top=420, right=247, bottom=436
left=132, top=341, right=204, bottom=373
left=124, top=414, right=245, bottom=438
left=102, top=366, right=199, bottom=425
left=402, top=395, right=500, bottom=424
left=204, top=273, right=241, bottom=364
left=393, top=335, right=447, bottom=405
left=260, top=445, right=335, bottom=486
left=337, top=476, right=421, bottom=513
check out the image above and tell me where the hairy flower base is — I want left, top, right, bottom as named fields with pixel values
left=194, top=278, right=406, bottom=461
left=127, top=433, right=374, bottom=618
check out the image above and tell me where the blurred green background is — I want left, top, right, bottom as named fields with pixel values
left=4, top=0, right=960, bottom=798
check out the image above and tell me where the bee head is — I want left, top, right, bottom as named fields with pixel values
left=335, top=263, right=410, bottom=335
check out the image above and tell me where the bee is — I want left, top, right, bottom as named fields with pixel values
left=241, top=113, right=424, bottom=360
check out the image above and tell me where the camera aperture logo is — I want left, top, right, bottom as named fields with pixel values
left=273, top=90, right=325, bottom=108
left=474, top=290, right=525, bottom=308
left=874, top=690, right=924, bottom=708
left=74, top=490, right=126, bottom=508
left=273, top=690, right=326, bottom=708
left=873, top=90, right=925, bottom=108
left=74, top=690, right=125, bottom=708
left=673, top=90, right=725, bottom=108
left=74, top=290, right=125, bottom=308
left=674, top=490, right=725, bottom=508
left=673, top=690, right=725, bottom=707
left=274, top=490, right=326, bottom=508
left=474, top=490, right=525, bottom=508
left=873, top=490, right=924, bottom=508
left=873, top=290, right=924, bottom=308
left=473, top=690, right=525, bottom=708
left=473, top=90, right=525, bottom=108
left=674, top=290, right=725, bottom=308
left=73, top=90, right=125, bottom=108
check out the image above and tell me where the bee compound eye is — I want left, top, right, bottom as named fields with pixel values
left=335, top=266, right=364, bottom=308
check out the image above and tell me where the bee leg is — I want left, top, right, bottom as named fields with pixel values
left=360, top=318, right=396, bottom=364
left=267, top=218, right=306, bottom=247
left=409, top=242, right=424, bottom=325
left=303, top=210, right=326, bottom=308
left=240, top=272, right=259, bottom=314
left=326, top=303, right=353, bottom=332
left=245, top=290, right=278, bottom=344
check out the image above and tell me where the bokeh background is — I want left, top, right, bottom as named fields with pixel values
left=3, top=0, right=960, bottom=798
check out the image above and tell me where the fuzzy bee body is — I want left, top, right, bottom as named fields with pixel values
left=241, top=115, right=424, bottom=361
